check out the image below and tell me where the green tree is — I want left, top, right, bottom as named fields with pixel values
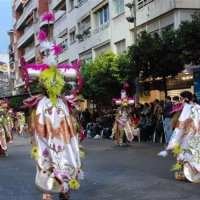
left=177, top=11, right=200, bottom=65
left=81, top=50, right=134, bottom=105
left=127, top=29, right=184, bottom=96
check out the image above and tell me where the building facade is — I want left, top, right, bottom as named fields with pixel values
left=10, top=0, right=200, bottom=102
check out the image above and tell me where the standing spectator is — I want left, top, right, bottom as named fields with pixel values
left=163, top=96, right=173, bottom=143
left=92, top=108, right=99, bottom=123
left=153, top=99, right=160, bottom=117
left=141, top=103, right=151, bottom=116
left=140, top=113, right=157, bottom=142
left=82, top=108, right=92, bottom=124
left=102, top=113, right=115, bottom=138
left=149, top=102, right=154, bottom=115
left=192, top=93, right=198, bottom=103
left=135, top=103, right=144, bottom=117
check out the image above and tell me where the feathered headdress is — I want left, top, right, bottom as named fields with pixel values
left=112, top=83, right=135, bottom=106
left=20, top=12, right=83, bottom=105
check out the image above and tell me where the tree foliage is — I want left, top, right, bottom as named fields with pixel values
left=127, top=28, right=184, bottom=96
left=177, top=11, right=200, bottom=65
left=81, top=50, right=135, bottom=103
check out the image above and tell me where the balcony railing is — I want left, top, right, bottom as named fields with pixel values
left=93, top=21, right=110, bottom=35
left=15, top=0, right=21, bottom=10
left=16, top=1, right=33, bottom=29
left=17, top=25, right=34, bottom=48
left=54, top=12, right=67, bottom=28
left=24, top=46, right=35, bottom=62
left=76, top=0, right=88, bottom=8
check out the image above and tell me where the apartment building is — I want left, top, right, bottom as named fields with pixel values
left=0, top=53, right=9, bottom=98
left=11, top=0, right=200, bottom=101
left=11, top=0, right=50, bottom=94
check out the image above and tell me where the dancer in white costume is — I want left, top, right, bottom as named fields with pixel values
left=20, top=12, right=84, bottom=200
left=158, top=91, right=200, bottom=183
left=112, top=84, right=135, bottom=146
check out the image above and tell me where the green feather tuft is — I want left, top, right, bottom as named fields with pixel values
left=39, top=66, right=65, bottom=105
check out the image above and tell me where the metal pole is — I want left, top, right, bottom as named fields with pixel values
left=133, top=0, right=139, bottom=103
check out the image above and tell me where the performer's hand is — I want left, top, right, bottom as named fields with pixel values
left=158, top=150, right=168, bottom=157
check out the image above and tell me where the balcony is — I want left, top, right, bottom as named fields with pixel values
left=50, top=0, right=66, bottom=10
left=93, top=21, right=110, bottom=35
left=58, top=49, right=68, bottom=64
left=24, top=46, right=35, bottom=62
left=17, top=25, right=34, bottom=48
left=16, top=1, right=33, bottom=29
left=39, top=12, right=55, bottom=28
left=15, top=0, right=23, bottom=11
left=53, top=12, right=67, bottom=37
left=14, top=77, right=24, bottom=88
left=92, top=22, right=110, bottom=47
left=76, top=0, right=88, bottom=8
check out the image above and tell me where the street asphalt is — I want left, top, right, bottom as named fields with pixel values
left=0, top=133, right=200, bottom=200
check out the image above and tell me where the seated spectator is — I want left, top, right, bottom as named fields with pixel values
left=93, top=117, right=104, bottom=137
left=102, top=113, right=115, bottom=139
left=85, top=121, right=95, bottom=138
left=132, top=113, right=146, bottom=140
left=140, top=113, right=157, bottom=142
left=141, top=103, right=151, bottom=116
left=131, top=112, right=140, bottom=127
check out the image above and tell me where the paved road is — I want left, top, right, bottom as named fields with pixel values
left=1, top=133, right=200, bottom=200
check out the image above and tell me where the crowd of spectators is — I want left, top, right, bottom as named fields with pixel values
left=79, top=93, right=197, bottom=143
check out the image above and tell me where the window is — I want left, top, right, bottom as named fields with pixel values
left=69, top=0, right=74, bottom=10
left=61, top=35, right=68, bottom=50
left=79, top=51, right=92, bottom=62
left=138, top=0, right=154, bottom=9
left=95, top=4, right=109, bottom=27
left=161, top=24, right=174, bottom=31
left=94, top=43, right=110, bottom=57
left=115, top=39, right=126, bottom=54
left=113, top=0, right=124, bottom=16
left=70, top=31, right=76, bottom=43
left=78, top=16, right=91, bottom=34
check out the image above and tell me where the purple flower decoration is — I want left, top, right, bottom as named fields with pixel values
left=53, top=143, right=56, bottom=150
left=56, top=109, right=61, bottom=115
left=57, top=145, right=62, bottom=151
left=50, top=45, right=63, bottom=55
left=41, top=12, right=55, bottom=22
left=124, top=83, right=129, bottom=88
left=48, top=109, right=52, bottom=115
left=38, top=30, right=47, bottom=42
left=71, top=89, right=76, bottom=94
left=43, top=148, right=49, bottom=157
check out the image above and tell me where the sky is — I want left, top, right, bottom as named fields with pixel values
left=0, top=0, right=12, bottom=53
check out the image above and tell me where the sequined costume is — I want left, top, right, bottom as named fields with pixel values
left=112, top=84, right=135, bottom=146
left=158, top=91, right=200, bottom=183
left=20, top=12, right=84, bottom=200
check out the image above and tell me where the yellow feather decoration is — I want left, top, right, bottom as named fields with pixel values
left=171, top=162, right=182, bottom=171
left=79, top=150, right=85, bottom=158
left=38, top=66, right=65, bottom=105
left=172, top=142, right=182, bottom=156
left=68, top=178, right=80, bottom=190
left=30, top=143, right=40, bottom=160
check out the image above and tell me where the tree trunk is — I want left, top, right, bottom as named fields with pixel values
left=163, top=76, right=167, bottom=97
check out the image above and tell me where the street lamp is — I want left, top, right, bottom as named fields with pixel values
left=125, top=0, right=139, bottom=103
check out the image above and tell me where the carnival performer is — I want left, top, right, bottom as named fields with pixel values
left=20, top=12, right=84, bottom=200
left=0, top=106, right=9, bottom=156
left=158, top=91, right=200, bottom=183
left=112, top=84, right=135, bottom=146
left=5, top=108, right=14, bottom=143
left=15, top=111, right=27, bottom=136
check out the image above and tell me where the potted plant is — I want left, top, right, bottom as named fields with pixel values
left=83, top=29, right=90, bottom=37
left=75, top=33, right=83, bottom=40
